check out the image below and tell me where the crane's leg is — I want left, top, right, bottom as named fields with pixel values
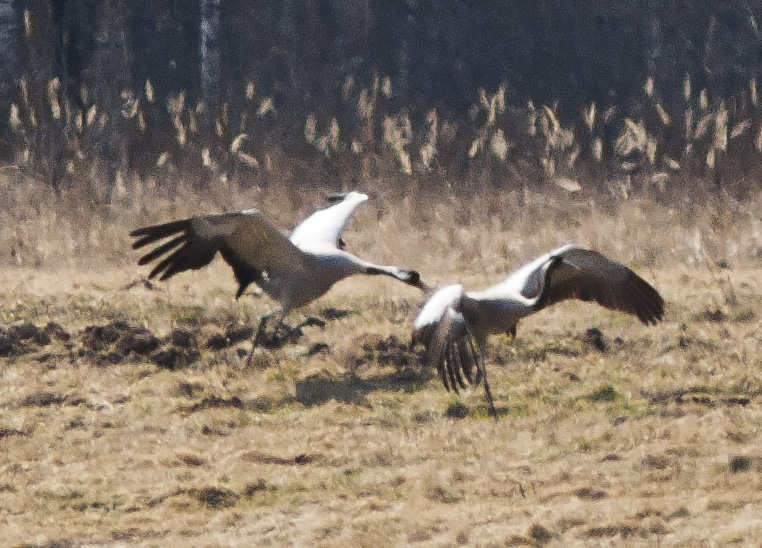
left=478, top=350, right=498, bottom=421
left=245, top=309, right=282, bottom=367
left=468, top=335, right=497, bottom=421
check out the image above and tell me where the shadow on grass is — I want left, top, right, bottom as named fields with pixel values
left=468, top=403, right=512, bottom=419
left=295, top=367, right=435, bottom=407
left=441, top=399, right=512, bottom=420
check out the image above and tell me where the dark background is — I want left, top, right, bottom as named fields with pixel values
left=1, top=0, right=761, bottom=195
left=3, top=1, right=760, bottom=120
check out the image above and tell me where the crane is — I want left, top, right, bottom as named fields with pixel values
left=411, top=245, right=664, bottom=418
left=131, top=192, right=425, bottom=360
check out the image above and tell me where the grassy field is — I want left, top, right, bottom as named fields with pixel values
left=2, top=179, right=762, bottom=547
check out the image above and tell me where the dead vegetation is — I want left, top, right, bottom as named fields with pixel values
left=2, top=177, right=762, bottom=546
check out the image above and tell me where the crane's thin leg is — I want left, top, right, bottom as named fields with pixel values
left=245, top=311, right=275, bottom=368
left=479, top=353, right=498, bottom=422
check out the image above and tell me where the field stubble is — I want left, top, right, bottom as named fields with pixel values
left=2, top=178, right=762, bottom=546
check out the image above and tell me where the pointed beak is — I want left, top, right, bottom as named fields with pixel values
left=409, top=271, right=428, bottom=291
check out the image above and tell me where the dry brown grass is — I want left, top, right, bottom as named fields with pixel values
left=2, top=175, right=762, bottom=547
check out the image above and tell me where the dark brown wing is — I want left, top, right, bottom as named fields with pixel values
left=131, top=210, right=307, bottom=298
left=538, top=247, right=664, bottom=325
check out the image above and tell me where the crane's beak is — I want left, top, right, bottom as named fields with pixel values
left=412, top=275, right=429, bottom=291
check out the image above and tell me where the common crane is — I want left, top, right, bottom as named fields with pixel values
left=131, top=192, right=425, bottom=359
left=411, top=245, right=664, bottom=418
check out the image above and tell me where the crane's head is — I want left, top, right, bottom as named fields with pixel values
left=325, top=190, right=372, bottom=204
left=398, top=268, right=427, bottom=290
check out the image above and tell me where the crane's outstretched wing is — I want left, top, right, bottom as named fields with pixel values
left=289, top=191, right=369, bottom=249
left=131, top=209, right=308, bottom=298
left=412, top=285, right=481, bottom=392
left=492, top=245, right=576, bottom=299
left=511, top=246, right=664, bottom=325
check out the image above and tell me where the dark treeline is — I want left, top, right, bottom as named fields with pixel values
left=3, top=1, right=761, bottom=118
left=0, top=0, right=761, bottom=195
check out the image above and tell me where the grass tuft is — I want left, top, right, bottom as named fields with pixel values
left=585, top=385, right=620, bottom=403
left=193, top=487, right=240, bottom=509
left=444, top=400, right=469, bottom=419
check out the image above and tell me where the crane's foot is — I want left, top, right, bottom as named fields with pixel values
left=244, top=314, right=307, bottom=366
left=261, top=322, right=303, bottom=348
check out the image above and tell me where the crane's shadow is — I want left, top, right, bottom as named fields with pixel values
left=293, top=333, right=434, bottom=407
left=294, top=366, right=435, bottom=407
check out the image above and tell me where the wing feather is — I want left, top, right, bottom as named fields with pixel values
left=538, top=247, right=664, bottom=324
left=412, top=284, right=464, bottom=347
left=503, top=245, right=575, bottom=297
left=412, top=286, right=482, bottom=393
left=136, top=234, right=186, bottom=266
left=430, top=308, right=474, bottom=393
left=289, top=191, right=368, bottom=249
left=131, top=219, right=192, bottom=249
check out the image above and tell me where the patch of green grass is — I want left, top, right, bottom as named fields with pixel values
left=471, top=404, right=512, bottom=419
left=36, top=489, right=85, bottom=503
left=411, top=409, right=439, bottom=423
left=444, top=400, right=469, bottom=419
left=585, top=385, right=620, bottom=403
left=1, top=298, right=54, bottom=323
left=171, top=306, right=207, bottom=327
left=193, top=486, right=240, bottom=509
left=70, top=498, right=121, bottom=513
left=264, top=368, right=287, bottom=383
left=242, top=479, right=278, bottom=503
left=333, top=468, right=360, bottom=488
left=575, top=437, right=599, bottom=453
left=245, top=396, right=275, bottom=413
left=64, top=293, right=128, bottom=323
left=733, top=309, right=755, bottom=323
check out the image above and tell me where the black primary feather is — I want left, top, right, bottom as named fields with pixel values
left=131, top=218, right=222, bottom=281
left=131, top=219, right=191, bottom=249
